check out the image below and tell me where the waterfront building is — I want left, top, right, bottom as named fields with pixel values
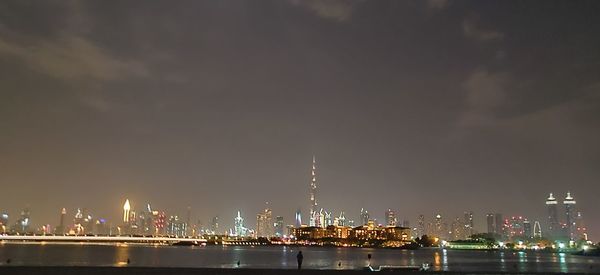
left=385, top=209, right=397, bottom=227
left=563, top=192, right=576, bottom=240
left=546, top=193, right=559, bottom=238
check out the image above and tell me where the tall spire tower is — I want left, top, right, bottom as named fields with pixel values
left=309, top=156, right=318, bottom=227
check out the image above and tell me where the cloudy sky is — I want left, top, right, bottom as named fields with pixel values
left=1, top=0, right=599, bottom=237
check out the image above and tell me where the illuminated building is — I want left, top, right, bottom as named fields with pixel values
left=275, top=216, right=284, bottom=237
left=295, top=209, right=302, bottom=227
left=450, top=217, right=463, bottom=240
left=1, top=213, right=8, bottom=233
left=463, top=211, right=474, bottom=237
left=360, top=208, right=370, bottom=226
left=575, top=211, right=587, bottom=240
left=417, top=214, right=425, bottom=237
left=13, top=207, right=30, bottom=234
left=309, top=156, right=318, bottom=227
left=74, top=208, right=84, bottom=235
left=234, top=211, right=247, bottom=237
left=563, top=192, right=576, bottom=240
left=335, top=212, right=346, bottom=226
left=506, top=216, right=525, bottom=239
left=546, top=193, right=559, bottom=238
left=55, top=208, right=66, bottom=235
left=324, top=210, right=333, bottom=227
left=256, top=206, right=273, bottom=237
left=385, top=209, right=397, bottom=227
left=155, top=212, right=166, bottom=235
left=523, top=219, right=532, bottom=239
left=167, top=215, right=187, bottom=236
left=123, top=199, right=131, bottom=223
left=210, top=216, right=219, bottom=234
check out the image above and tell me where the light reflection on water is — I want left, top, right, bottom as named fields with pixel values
left=1, top=243, right=600, bottom=272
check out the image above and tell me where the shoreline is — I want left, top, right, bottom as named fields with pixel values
left=2, top=266, right=600, bottom=275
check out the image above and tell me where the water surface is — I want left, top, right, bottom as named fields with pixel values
left=1, top=243, right=599, bottom=272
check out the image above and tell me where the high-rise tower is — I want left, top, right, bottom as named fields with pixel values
left=123, top=199, right=131, bottom=223
left=309, top=156, right=318, bottom=227
left=546, top=193, right=559, bottom=238
left=563, top=192, right=576, bottom=240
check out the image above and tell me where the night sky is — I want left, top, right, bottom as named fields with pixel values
left=1, top=1, right=599, bottom=238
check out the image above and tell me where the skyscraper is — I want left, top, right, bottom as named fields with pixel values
left=486, top=213, right=495, bottom=234
left=563, top=192, right=576, bottom=240
left=295, top=209, right=302, bottom=227
left=494, top=213, right=504, bottom=238
left=309, top=156, right=318, bottom=227
left=463, top=211, right=474, bottom=237
left=123, top=199, right=131, bottom=224
left=574, top=211, right=587, bottom=240
left=234, top=211, right=245, bottom=237
left=385, top=209, right=397, bottom=227
left=417, top=214, right=425, bottom=237
left=360, top=208, right=370, bottom=226
left=275, top=216, right=284, bottom=237
left=55, top=208, right=66, bottom=235
left=546, top=193, right=559, bottom=238
left=210, top=216, right=219, bottom=234
left=523, top=219, right=532, bottom=239
left=256, top=207, right=273, bottom=237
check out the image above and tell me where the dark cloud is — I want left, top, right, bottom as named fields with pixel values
left=0, top=0, right=599, bottom=239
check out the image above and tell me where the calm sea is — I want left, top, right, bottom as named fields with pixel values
left=1, top=243, right=600, bottom=272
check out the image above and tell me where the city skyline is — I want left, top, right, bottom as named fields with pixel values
left=0, top=182, right=590, bottom=241
left=1, top=1, right=600, bottom=242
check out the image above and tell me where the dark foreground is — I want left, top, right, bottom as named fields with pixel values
left=2, top=267, right=600, bottom=275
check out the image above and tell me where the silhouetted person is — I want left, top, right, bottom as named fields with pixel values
left=296, top=251, right=303, bottom=270
left=6, top=258, right=11, bottom=264
left=338, top=261, right=342, bottom=267
left=367, top=254, right=372, bottom=267
left=127, top=258, right=130, bottom=264
left=237, top=260, right=240, bottom=267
